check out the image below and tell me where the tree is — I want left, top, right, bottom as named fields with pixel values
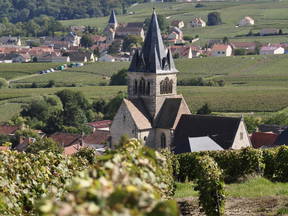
left=207, top=12, right=222, bottom=26
left=197, top=103, right=212, bottom=115
left=26, top=137, right=63, bottom=154
left=80, top=34, right=93, bottom=48
left=104, top=91, right=125, bottom=119
left=0, top=78, right=8, bottom=88
left=110, top=69, right=127, bottom=85
left=245, top=116, right=262, bottom=133
left=144, top=14, right=168, bottom=32
left=222, top=36, right=229, bottom=44
left=234, top=49, right=246, bottom=56
left=122, top=35, right=143, bottom=52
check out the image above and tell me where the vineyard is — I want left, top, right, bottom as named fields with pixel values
left=1, top=138, right=288, bottom=215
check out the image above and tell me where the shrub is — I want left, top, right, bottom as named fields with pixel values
left=194, top=155, right=225, bottom=216
left=0, top=78, right=8, bottom=88
left=36, top=139, right=178, bottom=215
left=274, top=146, right=288, bottom=182
left=74, top=147, right=98, bottom=164
left=262, top=148, right=277, bottom=180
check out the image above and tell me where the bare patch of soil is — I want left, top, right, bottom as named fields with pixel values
left=177, top=196, right=288, bottom=216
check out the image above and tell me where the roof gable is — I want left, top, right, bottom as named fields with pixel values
left=174, top=114, right=242, bottom=154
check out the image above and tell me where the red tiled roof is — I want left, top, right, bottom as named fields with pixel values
left=83, top=131, right=110, bottom=145
left=250, top=132, right=278, bottom=148
left=212, top=44, right=230, bottom=51
left=49, top=132, right=81, bottom=147
left=0, top=146, right=9, bottom=151
left=0, top=125, right=19, bottom=135
left=87, top=120, right=112, bottom=129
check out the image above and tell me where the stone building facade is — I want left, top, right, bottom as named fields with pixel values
left=110, top=10, right=190, bottom=149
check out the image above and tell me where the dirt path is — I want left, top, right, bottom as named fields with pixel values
left=177, top=196, right=288, bottom=216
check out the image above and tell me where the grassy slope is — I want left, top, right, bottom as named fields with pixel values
left=174, top=177, right=288, bottom=198
left=12, top=55, right=288, bottom=86
left=61, top=0, right=288, bottom=45
left=0, top=63, right=61, bottom=80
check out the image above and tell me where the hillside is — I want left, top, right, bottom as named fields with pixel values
left=61, top=0, right=288, bottom=45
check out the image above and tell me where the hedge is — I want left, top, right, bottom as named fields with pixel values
left=175, top=146, right=288, bottom=184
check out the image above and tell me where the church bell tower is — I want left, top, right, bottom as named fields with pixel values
left=127, top=9, right=178, bottom=119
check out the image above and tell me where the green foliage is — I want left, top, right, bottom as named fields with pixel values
left=0, top=16, right=66, bottom=37
left=194, top=155, right=225, bottom=216
left=122, top=35, right=143, bottom=51
left=244, top=116, right=262, bottom=133
left=74, top=147, right=98, bottom=164
left=109, top=68, right=128, bottom=85
left=274, top=146, right=288, bottom=182
left=176, top=148, right=264, bottom=183
left=264, top=111, right=288, bottom=126
left=144, top=14, right=168, bottom=32
left=262, top=149, right=277, bottom=180
left=80, top=34, right=93, bottom=48
left=26, top=137, right=64, bottom=154
left=197, top=103, right=212, bottom=115
left=36, top=139, right=178, bottom=215
left=207, top=12, right=222, bottom=26
left=0, top=78, right=8, bottom=88
left=0, top=150, right=88, bottom=215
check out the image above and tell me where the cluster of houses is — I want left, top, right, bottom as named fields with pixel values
left=0, top=120, right=112, bottom=155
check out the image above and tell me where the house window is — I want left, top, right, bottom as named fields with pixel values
left=218, top=51, right=221, bottom=54
left=222, top=51, right=225, bottom=54
left=160, top=133, right=166, bottom=148
left=144, top=136, right=147, bottom=141
left=139, top=78, right=145, bottom=95
left=123, top=115, right=126, bottom=122
left=240, top=132, right=243, bottom=140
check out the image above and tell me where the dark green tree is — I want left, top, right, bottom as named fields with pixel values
left=80, top=34, right=93, bottom=48
left=197, top=103, right=212, bottom=115
left=110, top=69, right=127, bottom=85
left=207, top=12, right=222, bottom=26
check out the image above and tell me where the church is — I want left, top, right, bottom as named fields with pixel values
left=110, top=9, right=251, bottom=151
left=110, top=9, right=191, bottom=149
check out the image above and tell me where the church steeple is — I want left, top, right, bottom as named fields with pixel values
left=129, top=9, right=178, bottom=74
left=108, top=10, right=118, bottom=26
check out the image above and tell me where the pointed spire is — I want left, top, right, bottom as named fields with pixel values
left=128, top=9, right=178, bottom=74
left=108, top=10, right=118, bottom=25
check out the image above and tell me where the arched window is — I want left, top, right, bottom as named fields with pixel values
left=134, top=80, right=138, bottom=95
left=160, top=77, right=171, bottom=94
left=161, top=133, right=166, bottom=148
left=139, top=78, right=145, bottom=95
left=168, top=80, right=173, bottom=93
left=146, top=81, right=150, bottom=95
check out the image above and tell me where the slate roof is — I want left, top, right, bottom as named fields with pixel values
left=156, top=98, right=182, bottom=129
left=123, top=99, right=152, bottom=130
left=273, top=128, right=288, bottom=146
left=128, top=10, right=178, bottom=74
left=173, top=114, right=242, bottom=154
left=108, top=10, right=118, bottom=25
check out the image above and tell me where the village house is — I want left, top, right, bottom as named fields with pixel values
left=211, top=44, right=233, bottom=57
left=0, top=36, right=21, bottom=46
left=87, top=120, right=112, bottom=132
left=98, top=54, right=115, bottom=62
left=173, top=115, right=251, bottom=153
left=116, top=22, right=145, bottom=41
left=171, top=20, right=185, bottom=29
left=0, top=125, right=20, bottom=136
left=260, top=28, right=280, bottom=36
left=230, top=42, right=256, bottom=54
left=68, top=51, right=96, bottom=62
left=190, top=18, right=206, bottom=28
left=239, top=16, right=254, bottom=26
left=250, top=132, right=278, bottom=149
left=167, top=26, right=184, bottom=43
left=36, top=52, right=70, bottom=63
left=170, top=45, right=201, bottom=58
left=260, top=45, right=284, bottom=55
left=110, top=10, right=191, bottom=148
